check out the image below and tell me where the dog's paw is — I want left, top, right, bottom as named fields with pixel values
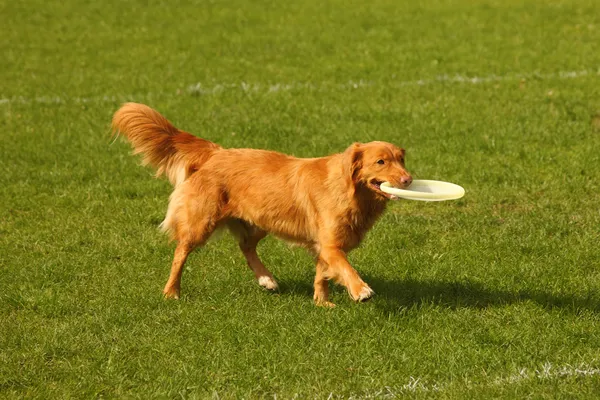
left=315, top=300, right=336, bottom=308
left=258, top=276, right=279, bottom=291
left=352, top=285, right=375, bottom=302
left=163, top=288, right=180, bottom=300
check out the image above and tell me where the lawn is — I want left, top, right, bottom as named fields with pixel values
left=2, top=0, right=600, bottom=398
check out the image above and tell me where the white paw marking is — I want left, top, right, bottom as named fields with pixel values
left=258, top=276, right=278, bottom=291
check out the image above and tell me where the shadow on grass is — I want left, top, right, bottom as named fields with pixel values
left=366, top=276, right=600, bottom=315
left=271, top=274, right=599, bottom=314
left=276, top=279, right=314, bottom=298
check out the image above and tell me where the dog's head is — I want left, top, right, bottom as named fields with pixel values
left=344, top=141, right=412, bottom=199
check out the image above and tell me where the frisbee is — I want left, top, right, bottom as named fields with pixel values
left=380, top=180, right=465, bottom=202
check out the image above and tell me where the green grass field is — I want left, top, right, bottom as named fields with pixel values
left=2, top=0, right=600, bottom=398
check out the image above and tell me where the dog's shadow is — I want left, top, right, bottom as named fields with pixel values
left=366, top=276, right=600, bottom=315
left=278, top=276, right=600, bottom=314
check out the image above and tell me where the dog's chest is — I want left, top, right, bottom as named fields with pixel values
left=335, top=203, right=386, bottom=251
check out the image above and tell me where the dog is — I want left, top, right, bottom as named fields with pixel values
left=112, top=103, right=412, bottom=306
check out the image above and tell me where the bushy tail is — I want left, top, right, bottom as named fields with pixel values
left=112, top=103, right=220, bottom=186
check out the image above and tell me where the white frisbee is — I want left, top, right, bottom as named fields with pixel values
left=380, top=180, right=465, bottom=202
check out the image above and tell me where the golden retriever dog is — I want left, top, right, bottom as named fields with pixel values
left=112, top=103, right=412, bottom=306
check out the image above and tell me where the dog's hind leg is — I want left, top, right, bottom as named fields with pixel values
left=228, top=220, right=278, bottom=291
left=162, top=218, right=218, bottom=299
left=163, top=180, right=222, bottom=299
left=163, top=241, right=195, bottom=299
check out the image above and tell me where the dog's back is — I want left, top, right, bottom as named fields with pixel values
left=200, top=148, right=333, bottom=245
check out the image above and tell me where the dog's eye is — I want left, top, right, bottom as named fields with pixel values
left=376, top=159, right=385, bottom=165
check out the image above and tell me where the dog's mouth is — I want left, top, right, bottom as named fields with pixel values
left=369, top=179, right=398, bottom=200
left=369, top=179, right=383, bottom=191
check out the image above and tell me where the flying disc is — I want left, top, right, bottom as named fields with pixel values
left=380, top=180, right=465, bottom=202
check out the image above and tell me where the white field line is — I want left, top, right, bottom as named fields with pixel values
left=492, top=362, right=600, bottom=386
left=321, top=362, right=600, bottom=398
left=202, top=363, right=600, bottom=398
left=1, top=68, right=598, bottom=106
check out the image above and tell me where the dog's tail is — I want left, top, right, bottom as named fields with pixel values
left=112, top=102, right=220, bottom=187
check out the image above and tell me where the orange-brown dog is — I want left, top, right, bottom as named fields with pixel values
left=112, top=103, right=412, bottom=306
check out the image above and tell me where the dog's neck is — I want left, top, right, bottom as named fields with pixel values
left=353, top=183, right=388, bottom=216
left=334, top=183, right=387, bottom=250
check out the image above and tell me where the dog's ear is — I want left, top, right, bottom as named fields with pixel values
left=344, top=142, right=363, bottom=183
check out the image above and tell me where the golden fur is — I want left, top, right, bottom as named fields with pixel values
left=112, top=103, right=412, bottom=306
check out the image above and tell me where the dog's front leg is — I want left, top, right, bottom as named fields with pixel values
left=316, top=247, right=374, bottom=304
left=314, top=258, right=334, bottom=307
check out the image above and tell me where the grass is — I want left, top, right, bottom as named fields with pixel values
left=2, top=0, right=600, bottom=398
